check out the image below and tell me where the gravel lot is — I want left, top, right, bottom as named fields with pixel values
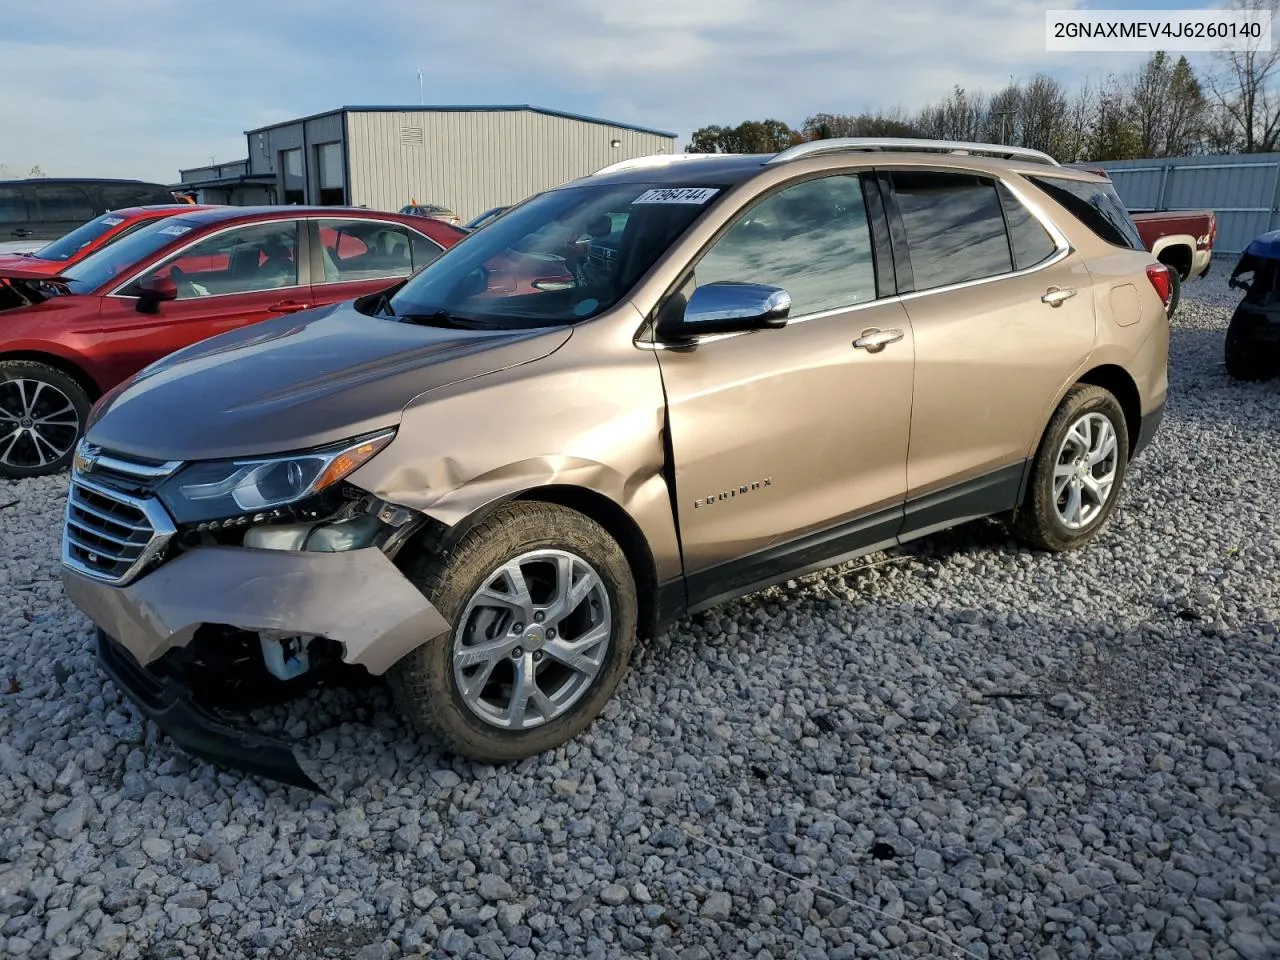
left=1, top=277, right=1278, bottom=960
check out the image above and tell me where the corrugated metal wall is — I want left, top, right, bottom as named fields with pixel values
left=345, top=110, right=676, bottom=219
left=1095, top=153, right=1280, bottom=254
left=245, top=112, right=346, bottom=202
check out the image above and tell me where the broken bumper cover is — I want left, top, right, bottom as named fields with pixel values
left=61, top=544, right=450, bottom=675
left=97, top=628, right=323, bottom=792
left=62, top=544, right=451, bottom=790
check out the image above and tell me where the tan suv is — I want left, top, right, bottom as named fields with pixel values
left=60, top=138, right=1171, bottom=790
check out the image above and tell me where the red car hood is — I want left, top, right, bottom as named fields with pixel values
left=0, top=262, right=68, bottom=282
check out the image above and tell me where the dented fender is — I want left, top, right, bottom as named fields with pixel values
left=346, top=312, right=683, bottom=584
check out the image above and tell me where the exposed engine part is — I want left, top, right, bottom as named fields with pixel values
left=259, top=630, right=312, bottom=681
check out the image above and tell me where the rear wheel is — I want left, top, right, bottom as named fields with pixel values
left=1163, top=264, right=1182, bottom=319
left=388, top=502, right=637, bottom=762
left=0, top=361, right=90, bottom=479
left=1011, top=385, right=1130, bottom=552
left=1224, top=310, right=1280, bottom=382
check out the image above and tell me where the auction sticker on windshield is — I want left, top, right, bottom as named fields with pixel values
left=102, top=216, right=126, bottom=226
left=157, top=224, right=193, bottom=236
left=632, top=187, right=720, bottom=204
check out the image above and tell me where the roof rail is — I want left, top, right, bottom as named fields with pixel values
left=591, top=153, right=749, bottom=176
left=765, top=138, right=1060, bottom=167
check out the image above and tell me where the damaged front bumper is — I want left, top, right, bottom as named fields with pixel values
left=96, top=628, right=325, bottom=792
left=62, top=544, right=451, bottom=790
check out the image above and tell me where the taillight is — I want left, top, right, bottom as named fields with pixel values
left=1146, top=263, right=1172, bottom=308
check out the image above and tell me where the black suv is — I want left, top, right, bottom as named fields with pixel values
left=0, top=178, right=176, bottom=245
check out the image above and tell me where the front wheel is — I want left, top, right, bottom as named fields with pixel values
left=1011, top=385, right=1130, bottom=552
left=388, top=502, right=637, bottom=762
left=0, top=361, right=90, bottom=479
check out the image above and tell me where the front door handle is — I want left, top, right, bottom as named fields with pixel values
left=1042, top=286, right=1077, bottom=307
left=853, top=327, right=904, bottom=353
left=267, top=299, right=311, bottom=314
left=10, top=229, right=31, bottom=238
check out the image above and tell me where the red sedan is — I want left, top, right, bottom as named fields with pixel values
left=0, top=205, right=213, bottom=277
left=0, top=206, right=466, bottom=477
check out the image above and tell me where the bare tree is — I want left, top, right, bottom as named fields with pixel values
left=27, top=165, right=46, bottom=178
left=983, top=83, right=1022, bottom=145
left=916, top=86, right=987, bottom=141
left=1208, top=0, right=1280, bottom=151
left=1019, top=75, right=1069, bottom=154
left=1055, top=79, right=1098, bottom=161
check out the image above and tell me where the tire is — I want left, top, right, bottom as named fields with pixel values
left=1011, top=384, right=1130, bottom=553
left=388, top=501, right=638, bottom=762
left=0, top=360, right=91, bottom=479
left=1224, top=310, right=1280, bottom=382
left=1163, top=264, right=1182, bottom=319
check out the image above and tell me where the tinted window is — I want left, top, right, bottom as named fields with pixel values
left=33, top=185, right=95, bottom=221
left=317, top=219, right=443, bottom=282
left=696, top=174, right=876, bottom=315
left=893, top=172, right=1012, bottom=291
left=1027, top=175, right=1144, bottom=251
left=998, top=183, right=1058, bottom=270
left=101, top=183, right=173, bottom=209
left=0, top=188, right=27, bottom=224
left=135, top=221, right=299, bottom=299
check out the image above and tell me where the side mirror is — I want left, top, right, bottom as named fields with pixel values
left=134, top=274, right=177, bottom=314
left=137, top=275, right=178, bottom=302
left=660, top=282, right=791, bottom=341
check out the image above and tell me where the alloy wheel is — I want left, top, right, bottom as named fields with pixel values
left=0, top=379, right=81, bottom=469
left=452, top=548, right=613, bottom=730
left=1053, top=412, right=1118, bottom=530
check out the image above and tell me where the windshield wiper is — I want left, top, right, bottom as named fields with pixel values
left=397, top=309, right=493, bottom=330
left=370, top=290, right=396, bottom=317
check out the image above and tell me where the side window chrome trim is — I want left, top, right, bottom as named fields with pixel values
left=312, top=216, right=445, bottom=285
left=639, top=172, right=1075, bottom=350
left=894, top=174, right=1073, bottom=303
left=105, top=219, right=303, bottom=299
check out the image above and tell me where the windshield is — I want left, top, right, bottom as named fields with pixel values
left=31, top=211, right=133, bottom=263
left=383, top=182, right=722, bottom=328
left=60, top=217, right=200, bottom=293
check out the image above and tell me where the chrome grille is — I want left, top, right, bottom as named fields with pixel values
left=62, top=454, right=179, bottom=585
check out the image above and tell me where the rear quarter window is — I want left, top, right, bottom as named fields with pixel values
left=1027, top=175, right=1145, bottom=251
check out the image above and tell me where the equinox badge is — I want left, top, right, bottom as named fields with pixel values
left=693, top=477, right=772, bottom=508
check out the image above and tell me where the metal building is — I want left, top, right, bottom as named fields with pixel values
left=174, top=105, right=677, bottom=219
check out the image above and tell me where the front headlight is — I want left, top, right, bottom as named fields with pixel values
left=157, top=429, right=395, bottom=525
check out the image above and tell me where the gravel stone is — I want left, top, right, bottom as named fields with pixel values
left=0, top=279, right=1276, bottom=958
left=599, top=884, right=629, bottom=905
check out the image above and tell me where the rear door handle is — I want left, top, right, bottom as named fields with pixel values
left=267, top=299, right=311, bottom=314
left=1042, top=286, right=1077, bottom=307
left=853, top=327, right=904, bottom=353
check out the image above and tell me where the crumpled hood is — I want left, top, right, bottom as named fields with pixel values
left=86, top=300, right=572, bottom=462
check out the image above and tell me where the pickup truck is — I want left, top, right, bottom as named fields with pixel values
left=1130, top=209, right=1217, bottom=283
left=1069, top=164, right=1216, bottom=316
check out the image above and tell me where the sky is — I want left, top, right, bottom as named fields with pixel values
left=0, top=0, right=1233, bottom=183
